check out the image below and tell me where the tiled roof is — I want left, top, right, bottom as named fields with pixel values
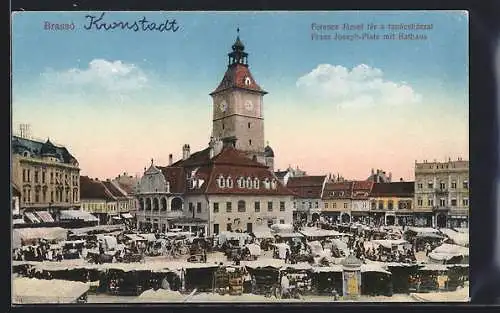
left=170, top=148, right=211, bottom=167
left=370, top=182, right=414, bottom=197
left=322, top=182, right=353, bottom=200
left=287, top=176, right=326, bottom=188
left=210, top=63, right=267, bottom=95
left=351, top=181, right=374, bottom=199
left=157, top=166, right=185, bottom=194
left=286, top=176, right=326, bottom=199
left=102, top=181, right=128, bottom=199
left=12, top=136, right=78, bottom=165
left=114, top=181, right=136, bottom=195
left=80, top=176, right=115, bottom=201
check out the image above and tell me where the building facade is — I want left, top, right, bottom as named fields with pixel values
left=135, top=146, right=294, bottom=235
left=414, top=159, right=469, bottom=228
left=369, top=182, right=414, bottom=226
left=321, top=182, right=353, bottom=223
left=286, top=175, right=327, bottom=223
left=134, top=162, right=185, bottom=232
left=112, top=172, right=140, bottom=215
left=367, top=169, right=392, bottom=183
left=11, top=135, right=80, bottom=222
left=350, top=181, right=374, bottom=224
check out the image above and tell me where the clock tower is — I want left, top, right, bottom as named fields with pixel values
left=210, top=30, right=274, bottom=169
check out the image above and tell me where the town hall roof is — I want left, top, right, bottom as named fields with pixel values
left=161, top=146, right=294, bottom=196
left=210, top=63, right=267, bottom=95
left=102, top=181, right=128, bottom=199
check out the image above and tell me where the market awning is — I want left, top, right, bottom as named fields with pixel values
left=24, top=212, right=40, bottom=223
left=14, top=227, right=68, bottom=242
left=13, top=278, right=89, bottom=304
left=112, top=216, right=122, bottom=220
left=125, top=234, right=147, bottom=241
left=60, top=210, right=99, bottom=222
left=35, top=211, right=55, bottom=223
left=121, top=213, right=133, bottom=219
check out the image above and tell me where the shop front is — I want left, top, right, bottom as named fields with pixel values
left=321, top=211, right=341, bottom=223
left=413, top=212, right=433, bottom=227
left=351, top=211, right=369, bottom=224
left=396, top=214, right=414, bottom=227
left=447, top=214, right=469, bottom=228
left=368, top=211, right=385, bottom=226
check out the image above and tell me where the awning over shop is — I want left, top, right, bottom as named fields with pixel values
left=13, top=218, right=25, bottom=225
left=24, top=212, right=40, bottom=223
left=35, top=211, right=55, bottom=223
left=251, top=227, right=274, bottom=239
left=14, top=227, right=68, bottom=242
left=60, top=210, right=99, bottom=222
left=121, top=213, right=133, bottom=219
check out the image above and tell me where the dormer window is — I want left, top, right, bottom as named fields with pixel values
left=237, top=177, right=244, bottom=188
left=218, top=175, right=225, bottom=188
left=253, top=178, right=259, bottom=189
left=264, top=178, right=270, bottom=189
left=226, top=176, right=233, bottom=188
left=246, top=177, right=252, bottom=188
left=271, top=179, right=277, bottom=190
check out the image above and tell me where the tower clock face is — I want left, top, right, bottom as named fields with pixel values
left=219, top=100, right=228, bottom=112
left=245, top=100, right=254, bottom=111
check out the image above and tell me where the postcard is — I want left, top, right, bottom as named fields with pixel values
left=11, top=10, right=469, bottom=303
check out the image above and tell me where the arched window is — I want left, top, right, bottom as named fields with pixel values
left=238, top=177, right=244, bottom=188
left=238, top=200, right=246, bottom=212
left=218, top=175, right=225, bottom=188
left=226, top=176, right=233, bottom=188
left=153, top=198, right=159, bottom=211
left=161, top=198, right=167, bottom=211
left=246, top=177, right=251, bottom=188
left=146, top=198, right=152, bottom=210
left=139, top=198, right=145, bottom=211
left=171, top=197, right=183, bottom=211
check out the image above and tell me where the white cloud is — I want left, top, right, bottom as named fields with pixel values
left=41, top=59, right=149, bottom=93
left=296, top=63, right=421, bottom=108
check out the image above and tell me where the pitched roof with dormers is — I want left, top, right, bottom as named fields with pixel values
left=210, top=63, right=267, bottom=95
left=370, top=182, right=414, bottom=198
left=322, top=182, right=354, bottom=200
left=286, top=175, right=326, bottom=199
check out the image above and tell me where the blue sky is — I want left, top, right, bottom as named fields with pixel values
left=12, top=11, right=469, bottom=180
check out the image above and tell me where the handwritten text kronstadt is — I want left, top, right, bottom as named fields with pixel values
left=83, top=12, right=179, bottom=32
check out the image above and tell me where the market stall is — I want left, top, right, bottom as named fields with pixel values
left=183, top=264, right=219, bottom=292
left=13, top=227, right=68, bottom=246
left=360, top=263, right=393, bottom=296
left=428, top=243, right=469, bottom=264
left=311, top=266, right=343, bottom=295
left=13, top=278, right=90, bottom=304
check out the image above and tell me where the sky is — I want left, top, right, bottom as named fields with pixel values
left=12, top=11, right=469, bottom=181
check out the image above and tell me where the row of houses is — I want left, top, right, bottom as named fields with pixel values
left=285, top=158, right=469, bottom=229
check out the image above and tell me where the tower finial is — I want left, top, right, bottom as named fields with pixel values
left=151, top=158, right=153, bottom=165
left=237, top=27, right=240, bottom=35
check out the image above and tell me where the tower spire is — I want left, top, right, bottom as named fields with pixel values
left=228, top=27, right=248, bottom=67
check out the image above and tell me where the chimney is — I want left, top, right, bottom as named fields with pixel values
left=169, top=154, right=173, bottom=165
left=182, top=144, right=190, bottom=160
